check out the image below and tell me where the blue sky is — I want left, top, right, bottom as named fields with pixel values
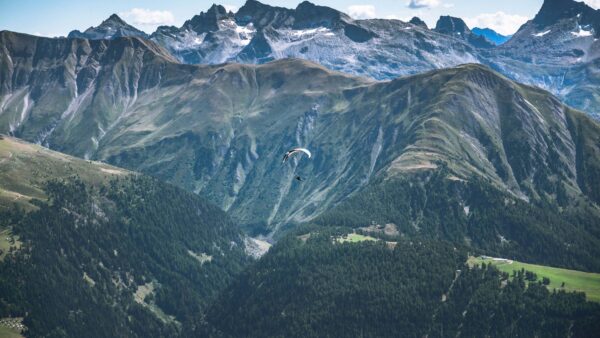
left=1, top=0, right=597, bottom=37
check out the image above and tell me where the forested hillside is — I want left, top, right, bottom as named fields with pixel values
left=0, top=137, right=249, bottom=336
left=206, top=227, right=600, bottom=337
left=316, top=168, right=600, bottom=272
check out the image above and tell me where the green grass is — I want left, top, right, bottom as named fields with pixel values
left=336, top=233, right=378, bottom=243
left=0, top=317, right=24, bottom=338
left=0, top=136, right=129, bottom=210
left=468, top=256, right=600, bottom=302
left=0, top=326, right=23, bottom=338
left=0, top=228, right=21, bottom=261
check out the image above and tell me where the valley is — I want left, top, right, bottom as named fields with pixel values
left=1, top=0, right=600, bottom=336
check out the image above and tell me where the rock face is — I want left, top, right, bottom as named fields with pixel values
left=68, top=14, right=148, bottom=40
left=409, top=17, right=428, bottom=29
left=149, top=0, right=480, bottom=77
left=2, top=31, right=599, bottom=235
left=434, top=16, right=495, bottom=48
left=0, top=31, right=177, bottom=155
left=488, top=0, right=600, bottom=119
left=532, top=0, right=600, bottom=33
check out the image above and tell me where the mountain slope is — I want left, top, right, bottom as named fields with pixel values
left=0, top=30, right=177, bottom=156
left=0, top=136, right=249, bottom=336
left=0, top=135, right=127, bottom=210
left=1, top=30, right=599, bottom=235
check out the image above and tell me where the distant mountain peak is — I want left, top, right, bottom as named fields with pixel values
left=293, top=0, right=350, bottom=29
left=68, top=13, right=147, bottom=40
left=533, top=0, right=600, bottom=31
left=409, top=17, right=428, bottom=29
left=435, top=16, right=470, bottom=35
left=472, top=27, right=511, bottom=45
left=103, top=14, right=128, bottom=26
left=182, top=4, right=233, bottom=33
left=435, top=16, right=494, bottom=48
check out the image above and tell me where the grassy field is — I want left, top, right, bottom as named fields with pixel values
left=336, top=233, right=378, bottom=243
left=0, top=136, right=128, bottom=210
left=0, top=326, right=23, bottom=338
left=0, top=317, right=24, bottom=338
left=0, top=228, right=21, bottom=261
left=468, top=256, right=600, bottom=302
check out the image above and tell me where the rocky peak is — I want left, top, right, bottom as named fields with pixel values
left=435, top=16, right=494, bottom=48
left=235, top=0, right=294, bottom=28
left=293, top=1, right=349, bottom=29
left=534, top=0, right=591, bottom=26
left=68, top=14, right=147, bottom=40
left=183, top=4, right=233, bottom=33
left=435, top=16, right=470, bottom=35
left=409, top=17, right=428, bottom=29
left=102, top=14, right=128, bottom=26
left=531, top=0, right=600, bottom=35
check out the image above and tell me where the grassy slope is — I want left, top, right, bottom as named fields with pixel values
left=469, top=256, right=600, bottom=302
left=336, top=233, right=377, bottom=243
left=0, top=326, right=23, bottom=338
left=0, top=135, right=128, bottom=262
left=0, top=135, right=129, bottom=210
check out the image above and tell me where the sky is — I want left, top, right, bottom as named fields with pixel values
left=1, top=0, right=598, bottom=37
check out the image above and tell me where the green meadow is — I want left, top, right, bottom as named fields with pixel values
left=469, top=256, right=600, bottom=302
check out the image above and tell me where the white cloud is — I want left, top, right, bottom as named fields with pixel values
left=581, top=0, right=600, bottom=9
left=465, top=11, right=529, bottom=36
left=407, top=0, right=440, bottom=9
left=33, top=32, right=58, bottom=38
left=119, top=8, right=175, bottom=28
left=347, top=5, right=376, bottom=19
left=223, top=4, right=239, bottom=13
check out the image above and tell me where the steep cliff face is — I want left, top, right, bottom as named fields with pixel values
left=434, top=16, right=494, bottom=48
left=0, top=31, right=178, bottom=156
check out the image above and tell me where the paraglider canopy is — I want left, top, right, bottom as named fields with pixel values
left=282, top=148, right=312, bottom=163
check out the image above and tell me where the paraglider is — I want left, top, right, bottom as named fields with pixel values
left=282, top=147, right=311, bottom=163
left=281, top=147, right=312, bottom=182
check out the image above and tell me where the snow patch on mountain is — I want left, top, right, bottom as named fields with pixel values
left=534, top=30, right=551, bottom=37
left=571, top=27, right=593, bottom=37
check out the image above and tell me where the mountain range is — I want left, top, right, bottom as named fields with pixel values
left=1, top=28, right=600, bottom=243
left=60, top=0, right=600, bottom=120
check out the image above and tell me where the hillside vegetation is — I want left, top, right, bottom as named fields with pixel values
left=0, top=138, right=249, bottom=336
left=469, top=256, right=600, bottom=302
left=206, top=227, right=600, bottom=337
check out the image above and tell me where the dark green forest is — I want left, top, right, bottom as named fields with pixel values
left=0, top=177, right=248, bottom=337
left=316, top=168, right=600, bottom=272
left=206, top=227, right=600, bottom=337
